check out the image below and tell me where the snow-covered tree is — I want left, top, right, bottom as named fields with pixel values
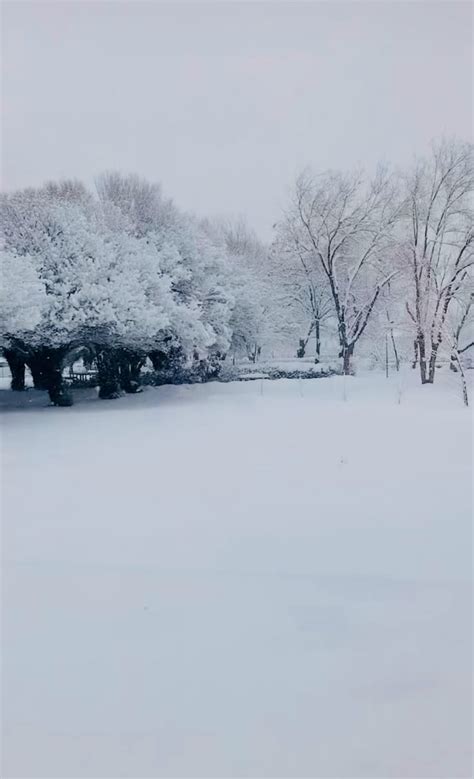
left=401, top=139, right=473, bottom=384
left=97, top=174, right=236, bottom=370
left=1, top=187, right=178, bottom=402
left=272, top=218, right=334, bottom=361
left=278, top=167, right=401, bottom=374
left=213, top=217, right=277, bottom=362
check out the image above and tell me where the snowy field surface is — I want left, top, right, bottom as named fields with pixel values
left=1, top=372, right=472, bottom=778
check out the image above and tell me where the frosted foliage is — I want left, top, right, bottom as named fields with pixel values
left=0, top=249, right=46, bottom=344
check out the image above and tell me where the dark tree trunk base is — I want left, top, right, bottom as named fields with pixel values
left=49, top=385, right=73, bottom=406
left=96, top=348, right=122, bottom=400
left=296, top=338, right=306, bottom=359
left=98, top=385, right=122, bottom=400
left=341, top=344, right=354, bottom=375
left=26, top=347, right=73, bottom=406
left=427, top=347, right=439, bottom=384
left=118, top=350, right=145, bottom=393
left=122, top=381, right=143, bottom=395
left=26, top=356, right=50, bottom=390
left=4, top=349, right=26, bottom=391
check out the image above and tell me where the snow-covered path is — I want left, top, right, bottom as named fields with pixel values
left=1, top=374, right=472, bottom=777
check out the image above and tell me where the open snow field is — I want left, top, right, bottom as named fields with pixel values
left=1, top=372, right=472, bottom=778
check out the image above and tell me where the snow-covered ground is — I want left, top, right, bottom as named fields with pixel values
left=1, top=371, right=472, bottom=778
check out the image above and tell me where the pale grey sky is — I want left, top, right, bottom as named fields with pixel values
left=2, top=1, right=472, bottom=238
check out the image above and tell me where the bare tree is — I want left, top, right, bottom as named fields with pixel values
left=281, top=167, right=400, bottom=373
left=403, top=139, right=473, bottom=384
left=271, top=227, right=334, bottom=360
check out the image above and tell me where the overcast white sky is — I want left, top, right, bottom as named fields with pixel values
left=2, top=1, right=472, bottom=238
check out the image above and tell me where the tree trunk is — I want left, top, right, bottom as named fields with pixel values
left=417, top=334, right=428, bottom=384
left=459, top=365, right=469, bottom=407
left=343, top=350, right=351, bottom=375
left=390, top=330, right=400, bottom=372
left=412, top=339, right=418, bottom=369
left=247, top=344, right=260, bottom=363
left=4, top=349, right=26, bottom=391
left=297, top=322, right=314, bottom=359
left=127, top=354, right=144, bottom=393
left=457, top=357, right=469, bottom=407
left=118, top=350, right=144, bottom=393
left=46, top=365, right=73, bottom=406
left=296, top=338, right=306, bottom=358
left=338, top=316, right=353, bottom=375
left=342, top=343, right=354, bottom=375
left=96, top=349, right=122, bottom=399
left=27, top=347, right=73, bottom=405
left=427, top=343, right=439, bottom=384
left=149, top=349, right=168, bottom=371
left=315, top=319, right=320, bottom=363
left=26, top=353, right=50, bottom=390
